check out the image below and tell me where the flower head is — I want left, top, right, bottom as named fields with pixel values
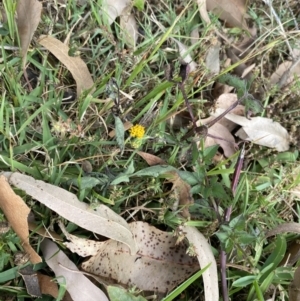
left=129, top=124, right=145, bottom=138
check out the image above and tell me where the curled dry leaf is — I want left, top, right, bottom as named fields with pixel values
left=183, top=226, right=219, bottom=301
left=206, top=123, right=236, bottom=157
left=206, top=0, right=248, bottom=30
left=0, top=176, right=41, bottom=264
left=38, top=35, right=94, bottom=96
left=19, top=266, right=42, bottom=297
left=171, top=38, right=197, bottom=72
left=196, top=120, right=237, bottom=157
left=222, top=112, right=290, bottom=152
left=64, top=221, right=199, bottom=293
left=41, top=239, right=109, bottom=301
left=101, top=0, right=130, bottom=25
left=212, top=93, right=245, bottom=131
left=16, top=0, right=42, bottom=62
left=4, top=172, right=137, bottom=255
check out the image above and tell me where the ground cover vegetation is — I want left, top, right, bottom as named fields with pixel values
left=0, top=0, right=300, bottom=300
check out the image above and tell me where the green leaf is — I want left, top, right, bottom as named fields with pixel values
left=68, top=176, right=107, bottom=189
left=125, top=160, right=135, bottom=175
left=110, top=174, right=130, bottom=185
left=232, top=275, right=257, bottom=287
left=133, top=165, right=176, bottom=177
left=114, top=116, right=125, bottom=152
left=107, top=286, right=147, bottom=301
left=133, top=0, right=144, bottom=11
left=261, top=235, right=286, bottom=272
left=162, top=264, right=211, bottom=301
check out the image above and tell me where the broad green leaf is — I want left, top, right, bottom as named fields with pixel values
left=232, top=275, right=257, bottom=287
left=133, top=165, right=176, bottom=177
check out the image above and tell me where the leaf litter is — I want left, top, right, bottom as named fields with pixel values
left=3, top=0, right=300, bottom=300
left=61, top=221, right=199, bottom=293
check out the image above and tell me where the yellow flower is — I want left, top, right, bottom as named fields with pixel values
left=129, top=124, right=145, bottom=138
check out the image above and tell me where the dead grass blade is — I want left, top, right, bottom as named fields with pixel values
left=38, top=35, right=94, bottom=96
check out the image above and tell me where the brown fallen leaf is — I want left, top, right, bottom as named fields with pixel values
left=41, top=239, right=109, bottom=301
left=37, top=273, right=59, bottom=298
left=280, top=240, right=300, bottom=266
left=4, top=172, right=137, bottom=255
left=63, top=221, right=199, bottom=293
left=16, top=0, right=42, bottom=62
left=165, top=171, right=194, bottom=218
left=206, top=0, right=248, bottom=30
left=38, top=35, right=94, bottom=96
left=266, top=223, right=300, bottom=238
left=289, top=266, right=300, bottom=301
left=0, top=176, right=41, bottom=264
left=137, top=151, right=167, bottom=166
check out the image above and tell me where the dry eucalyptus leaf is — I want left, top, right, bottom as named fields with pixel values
left=196, top=0, right=211, bottom=24
left=206, top=0, right=248, bottom=30
left=16, top=0, right=42, bottom=62
left=270, top=60, right=300, bottom=87
left=0, top=176, right=41, bottom=264
left=137, top=151, right=166, bottom=166
left=223, top=113, right=290, bottom=151
left=38, top=35, right=94, bottom=96
left=4, top=172, right=137, bottom=255
left=101, top=0, right=130, bottom=25
left=205, top=40, right=221, bottom=74
left=41, top=239, right=109, bottom=301
left=67, top=221, right=200, bottom=293
left=120, top=7, right=138, bottom=47
left=171, top=38, right=197, bottom=72
left=183, top=226, right=219, bottom=301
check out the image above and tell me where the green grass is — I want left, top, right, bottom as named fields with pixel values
left=0, top=0, right=300, bottom=300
